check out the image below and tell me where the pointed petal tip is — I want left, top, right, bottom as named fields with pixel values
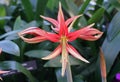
left=40, top=15, right=44, bottom=18
left=61, top=72, right=65, bottom=77
left=85, top=60, right=90, bottom=63
left=41, top=57, right=48, bottom=60
left=59, top=1, right=61, bottom=7
left=88, top=23, right=95, bottom=28
left=77, top=14, right=83, bottom=18
left=94, top=32, right=103, bottom=39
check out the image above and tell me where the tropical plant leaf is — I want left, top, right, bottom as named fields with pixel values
left=109, top=0, right=120, bottom=11
left=65, top=0, right=78, bottom=16
left=74, top=75, right=84, bottom=82
left=102, top=13, right=120, bottom=75
left=55, top=68, right=67, bottom=82
left=78, top=0, right=91, bottom=14
left=107, top=58, right=120, bottom=82
left=107, top=12, right=120, bottom=41
left=0, top=6, right=6, bottom=28
left=47, top=0, right=58, bottom=10
left=13, top=16, right=22, bottom=30
left=0, top=20, right=38, bottom=40
left=21, top=0, right=34, bottom=21
left=0, top=40, right=20, bottom=56
left=24, top=50, right=51, bottom=58
left=35, top=0, right=48, bottom=20
left=44, top=55, right=86, bottom=67
left=102, top=33, right=120, bottom=73
left=0, top=30, right=20, bottom=39
left=0, top=61, right=38, bottom=82
left=88, top=7, right=105, bottom=24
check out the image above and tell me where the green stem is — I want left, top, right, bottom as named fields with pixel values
left=66, top=62, right=73, bottom=82
left=102, top=78, right=107, bottom=82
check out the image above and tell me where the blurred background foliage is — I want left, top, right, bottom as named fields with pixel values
left=0, top=0, right=120, bottom=82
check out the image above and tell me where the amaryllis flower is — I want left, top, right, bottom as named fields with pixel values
left=18, top=3, right=103, bottom=76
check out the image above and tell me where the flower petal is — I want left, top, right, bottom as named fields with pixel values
left=51, top=25, right=59, bottom=32
left=40, top=15, right=58, bottom=28
left=18, top=27, right=47, bottom=43
left=68, top=23, right=103, bottom=41
left=65, top=15, right=82, bottom=26
left=66, top=15, right=82, bottom=31
left=46, top=33, right=60, bottom=42
left=78, top=27, right=103, bottom=41
left=67, top=44, right=89, bottom=63
left=42, top=45, right=61, bottom=60
left=58, top=2, right=68, bottom=35
left=0, top=70, right=9, bottom=74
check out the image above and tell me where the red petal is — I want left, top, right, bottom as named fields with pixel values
left=65, top=15, right=82, bottom=26
left=58, top=2, right=68, bottom=35
left=67, top=24, right=103, bottom=41
left=42, top=45, right=61, bottom=60
left=40, top=15, right=58, bottom=28
left=78, top=27, right=103, bottom=41
left=46, top=33, right=60, bottom=42
left=18, top=27, right=47, bottom=43
left=67, top=15, right=82, bottom=32
left=19, top=36, right=47, bottom=43
left=67, top=44, right=89, bottom=63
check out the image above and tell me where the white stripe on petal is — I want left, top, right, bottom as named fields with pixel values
left=42, top=45, right=61, bottom=60
left=67, top=44, right=89, bottom=63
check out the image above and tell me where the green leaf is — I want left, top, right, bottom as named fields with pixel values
left=0, top=6, right=6, bottom=28
left=47, top=0, right=58, bottom=10
left=88, top=7, right=105, bottom=24
left=55, top=68, right=67, bottom=82
left=109, top=0, right=120, bottom=11
left=107, top=59, right=120, bottom=81
left=78, top=0, right=91, bottom=14
left=0, top=20, right=38, bottom=40
left=25, top=50, right=51, bottom=58
left=65, top=0, right=78, bottom=15
left=102, top=33, right=120, bottom=73
left=13, top=16, right=22, bottom=30
left=0, top=30, right=20, bottom=39
left=35, top=0, right=48, bottom=20
left=96, top=0, right=103, bottom=5
left=107, top=12, right=120, bottom=41
left=0, top=61, right=37, bottom=82
left=74, top=75, right=84, bottom=82
left=0, top=40, right=20, bottom=56
left=23, top=21, right=39, bottom=29
left=44, top=55, right=86, bottom=67
left=21, top=0, right=34, bottom=21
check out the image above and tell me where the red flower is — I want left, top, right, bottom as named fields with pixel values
left=18, top=3, right=103, bottom=76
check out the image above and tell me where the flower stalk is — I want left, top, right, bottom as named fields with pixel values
left=66, top=61, right=73, bottom=82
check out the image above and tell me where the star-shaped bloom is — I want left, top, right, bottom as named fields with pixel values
left=18, top=3, right=103, bottom=76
